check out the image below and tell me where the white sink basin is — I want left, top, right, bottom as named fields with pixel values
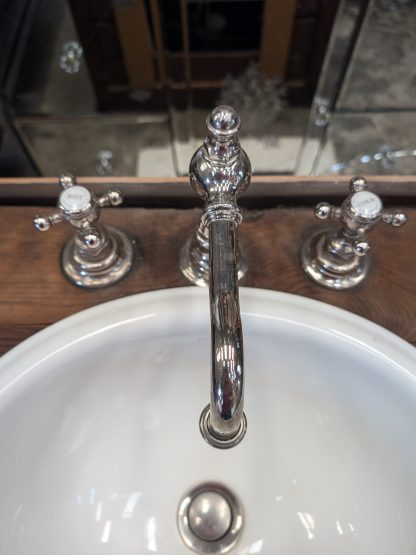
left=0, top=287, right=415, bottom=554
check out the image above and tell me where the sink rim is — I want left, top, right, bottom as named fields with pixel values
left=0, top=286, right=415, bottom=396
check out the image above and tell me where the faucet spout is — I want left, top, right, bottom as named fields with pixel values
left=189, top=106, right=251, bottom=448
left=208, top=219, right=244, bottom=440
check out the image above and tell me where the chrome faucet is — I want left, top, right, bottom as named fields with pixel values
left=183, top=106, right=251, bottom=448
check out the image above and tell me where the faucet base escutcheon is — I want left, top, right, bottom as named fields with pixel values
left=180, top=220, right=247, bottom=287
left=300, top=228, right=371, bottom=290
left=199, top=404, right=247, bottom=449
left=62, top=225, right=135, bottom=288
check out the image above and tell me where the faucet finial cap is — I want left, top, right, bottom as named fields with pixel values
left=206, top=105, right=241, bottom=139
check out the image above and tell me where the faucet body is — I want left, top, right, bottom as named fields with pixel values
left=189, top=106, right=251, bottom=448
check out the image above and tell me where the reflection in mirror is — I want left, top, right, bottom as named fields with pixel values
left=162, top=0, right=339, bottom=175
left=298, top=0, right=416, bottom=176
left=0, top=0, right=414, bottom=177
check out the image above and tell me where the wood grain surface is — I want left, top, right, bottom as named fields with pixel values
left=0, top=205, right=414, bottom=356
left=1, top=175, right=416, bottom=205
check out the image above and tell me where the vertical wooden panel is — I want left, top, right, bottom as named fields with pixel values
left=179, top=0, right=192, bottom=87
left=260, top=0, right=298, bottom=78
left=68, top=0, right=129, bottom=109
left=114, top=0, right=155, bottom=88
left=149, top=0, right=166, bottom=85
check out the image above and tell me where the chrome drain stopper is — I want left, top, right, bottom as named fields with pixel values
left=178, top=483, right=244, bottom=553
left=189, top=491, right=232, bottom=541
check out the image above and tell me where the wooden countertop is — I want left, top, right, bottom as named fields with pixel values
left=0, top=198, right=415, bottom=355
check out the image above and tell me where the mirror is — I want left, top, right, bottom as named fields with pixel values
left=0, top=0, right=414, bottom=177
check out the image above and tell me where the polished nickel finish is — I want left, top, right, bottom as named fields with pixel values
left=180, top=219, right=247, bottom=287
left=199, top=404, right=247, bottom=450
left=180, top=220, right=211, bottom=286
left=33, top=173, right=135, bottom=288
left=180, top=106, right=248, bottom=287
left=300, top=175, right=407, bottom=289
left=188, top=491, right=232, bottom=541
left=184, top=106, right=251, bottom=448
left=177, top=483, right=244, bottom=554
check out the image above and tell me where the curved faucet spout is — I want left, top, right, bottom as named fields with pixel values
left=189, top=106, right=251, bottom=448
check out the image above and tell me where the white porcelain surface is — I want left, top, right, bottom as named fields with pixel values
left=0, top=287, right=416, bottom=554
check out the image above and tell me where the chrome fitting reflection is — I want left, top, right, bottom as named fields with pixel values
left=300, top=176, right=407, bottom=289
left=199, top=404, right=247, bottom=449
left=178, top=482, right=244, bottom=554
left=181, top=106, right=251, bottom=447
left=33, top=173, right=135, bottom=288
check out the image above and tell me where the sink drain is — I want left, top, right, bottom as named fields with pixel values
left=177, top=483, right=244, bottom=553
